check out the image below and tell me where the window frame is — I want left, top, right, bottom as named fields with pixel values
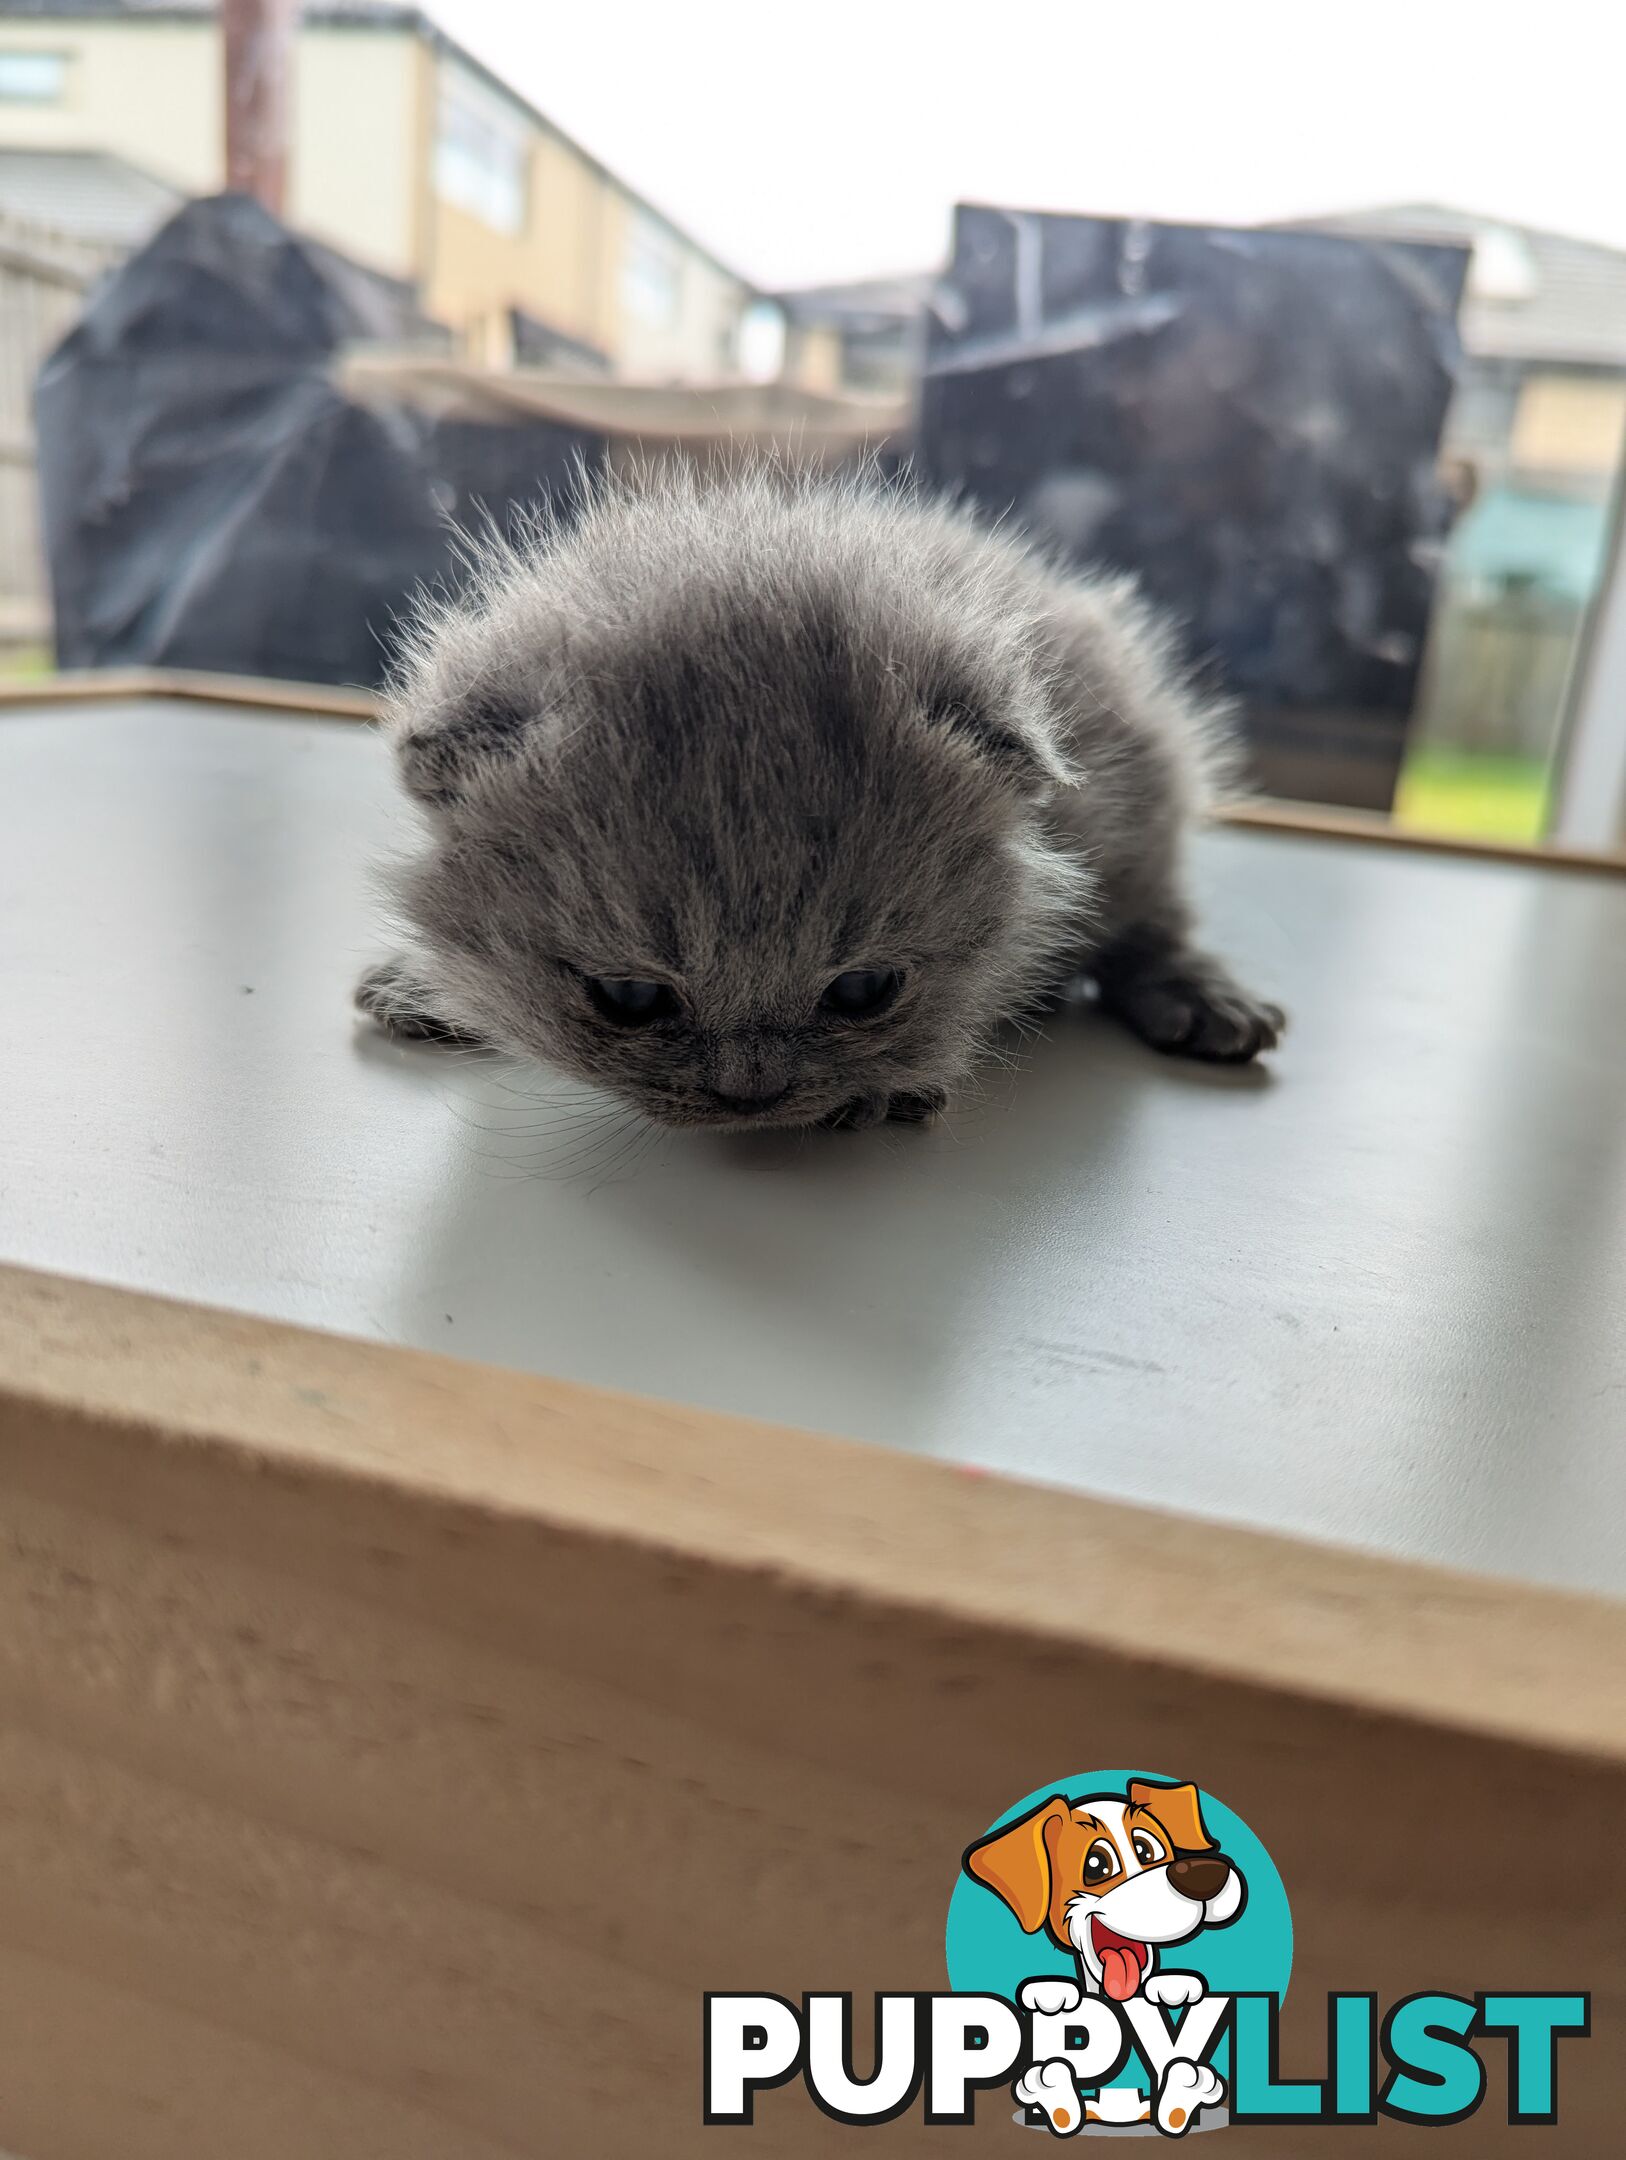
left=432, top=72, right=530, bottom=238
left=1550, top=472, right=1626, bottom=848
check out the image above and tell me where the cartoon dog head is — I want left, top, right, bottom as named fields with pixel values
left=963, top=1779, right=1245, bottom=2002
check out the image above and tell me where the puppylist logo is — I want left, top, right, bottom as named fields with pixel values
left=705, top=1771, right=1589, bottom=2137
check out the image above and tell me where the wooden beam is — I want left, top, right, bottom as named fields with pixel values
left=1217, top=795, right=1626, bottom=874
left=0, top=668, right=378, bottom=720
left=0, top=1263, right=1621, bottom=2154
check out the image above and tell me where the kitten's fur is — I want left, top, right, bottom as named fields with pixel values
left=359, top=464, right=1282, bottom=1129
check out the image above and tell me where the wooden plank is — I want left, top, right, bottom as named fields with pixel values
left=1218, top=794, right=1626, bottom=874
left=0, top=668, right=379, bottom=720
left=0, top=1262, right=1621, bottom=2156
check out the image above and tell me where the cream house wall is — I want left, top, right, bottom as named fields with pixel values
left=530, top=127, right=616, bottom=352
left=613, top=219, right=748, bottom=382
left=0, top=20, right=219, bottom=193
left=421, top=49, right=617, bottom=356
left=781, top=323, right=845, bottom=396
left=1510, top=374, right=1626, bottom=482
left=288, top=27, right=420, bottom=278
left=422, top=50, right=749, bottom=376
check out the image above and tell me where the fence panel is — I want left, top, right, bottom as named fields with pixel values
left=0, top=214, right=116, bottom=652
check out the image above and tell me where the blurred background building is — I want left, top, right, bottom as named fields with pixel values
left=0, top=0, right=753, bottom=376
left=773, top=273, right=929, bottom=400
left=0, top=0, right=783, bottom=661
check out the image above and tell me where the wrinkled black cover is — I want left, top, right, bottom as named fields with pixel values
left=916, top=206, right=1470, bottom=808
left=37, top=194, right=605, bottom=687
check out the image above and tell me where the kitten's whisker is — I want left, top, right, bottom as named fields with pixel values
left=585, top=1117, right=662, bottom=1193
left=455, top=1101, right=631, bottom=1176
left=527, top=1110, right=647, bottom=1181
left=439, top=1101, right=628, bottom=1143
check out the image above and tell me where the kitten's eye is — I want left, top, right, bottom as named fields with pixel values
left=584, top=976, right=680, bottom=1026
left=820, top=967, right=902, bottom=1020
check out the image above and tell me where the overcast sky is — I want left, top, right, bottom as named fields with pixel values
left=428, top=1, right=1626, bottom=290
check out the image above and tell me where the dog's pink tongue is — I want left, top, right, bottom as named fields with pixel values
left=1100, top=1945, right=1142, bottom=2002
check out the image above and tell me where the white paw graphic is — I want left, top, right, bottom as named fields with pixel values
left=1143, top=1971, right=1206, bottom=2010
left=1156, top=2058, right=1224, bottom=2136
left=1020, top=1977, right=1084, bottom=2016
left=1015, top=2057, right=1085, bottom=2136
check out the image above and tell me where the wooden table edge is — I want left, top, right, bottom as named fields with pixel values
left=3, top=1261, right=1622, bottom=1775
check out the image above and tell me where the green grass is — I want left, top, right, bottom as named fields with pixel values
left=0, top=644, right=53, bottom=680
left=1392, top=745, right=1552, bottom=845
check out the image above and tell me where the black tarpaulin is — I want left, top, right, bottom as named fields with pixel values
left=36, top=193, right=604, bottom=687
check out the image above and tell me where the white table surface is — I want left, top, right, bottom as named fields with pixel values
left=4, top=698, right=1624, bottom=1596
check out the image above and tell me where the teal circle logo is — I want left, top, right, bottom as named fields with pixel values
left=946, top=1771, right=1291, bottom=2125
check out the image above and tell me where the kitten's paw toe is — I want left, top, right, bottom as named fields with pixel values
left=822, top=1087, right=947, bottom=1130
left=355, top=960, right=484, bottom=1047
left=885, top=1087, right=947, bottom=1125
left=1124, top=976, right=1284, bottom=1064
left=820, top=1093, right=888, bottom=1131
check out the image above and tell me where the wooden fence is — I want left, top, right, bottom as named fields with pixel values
left=1411, top=582, right=1583, bottom=761
left=0, top=210, right=117, bottom=653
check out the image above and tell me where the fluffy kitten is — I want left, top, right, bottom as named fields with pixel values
left=358, top=465, right=1282, bottom=1129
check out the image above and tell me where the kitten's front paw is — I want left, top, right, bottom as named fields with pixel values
left=886, top=1086, right=947, bottom=1125
left=355, top=959, right=486, bottom=1047
left=820, top=1094, right=888, bottom=1131
left=1103, top=957, right=1284, bottom=1064
left=820, top=1087, right=946, bottom=1131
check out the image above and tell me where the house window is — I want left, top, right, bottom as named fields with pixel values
left=434, top=74, right=528, bottom=235
left=0, top=50, right=68, bottom=103
left=622, top=213, right=682, bottom=327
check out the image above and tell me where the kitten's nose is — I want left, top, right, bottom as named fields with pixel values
left=707, top=1084, right=790, bottom=1116
left=708, top=1034, right=792, bottom=1114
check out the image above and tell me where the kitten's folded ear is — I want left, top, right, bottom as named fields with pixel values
left=918, top=685, right=1079, bottom=801
left=390, top=680, right=536, bottom=810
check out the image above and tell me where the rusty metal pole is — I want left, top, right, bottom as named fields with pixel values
left=222, top=0, right=299, bottom=216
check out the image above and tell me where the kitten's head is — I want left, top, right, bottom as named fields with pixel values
left=380, top=471, right=1090, bottom=1129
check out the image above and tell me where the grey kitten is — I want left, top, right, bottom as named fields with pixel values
left=358, top=464, right=1282, bottom=1130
